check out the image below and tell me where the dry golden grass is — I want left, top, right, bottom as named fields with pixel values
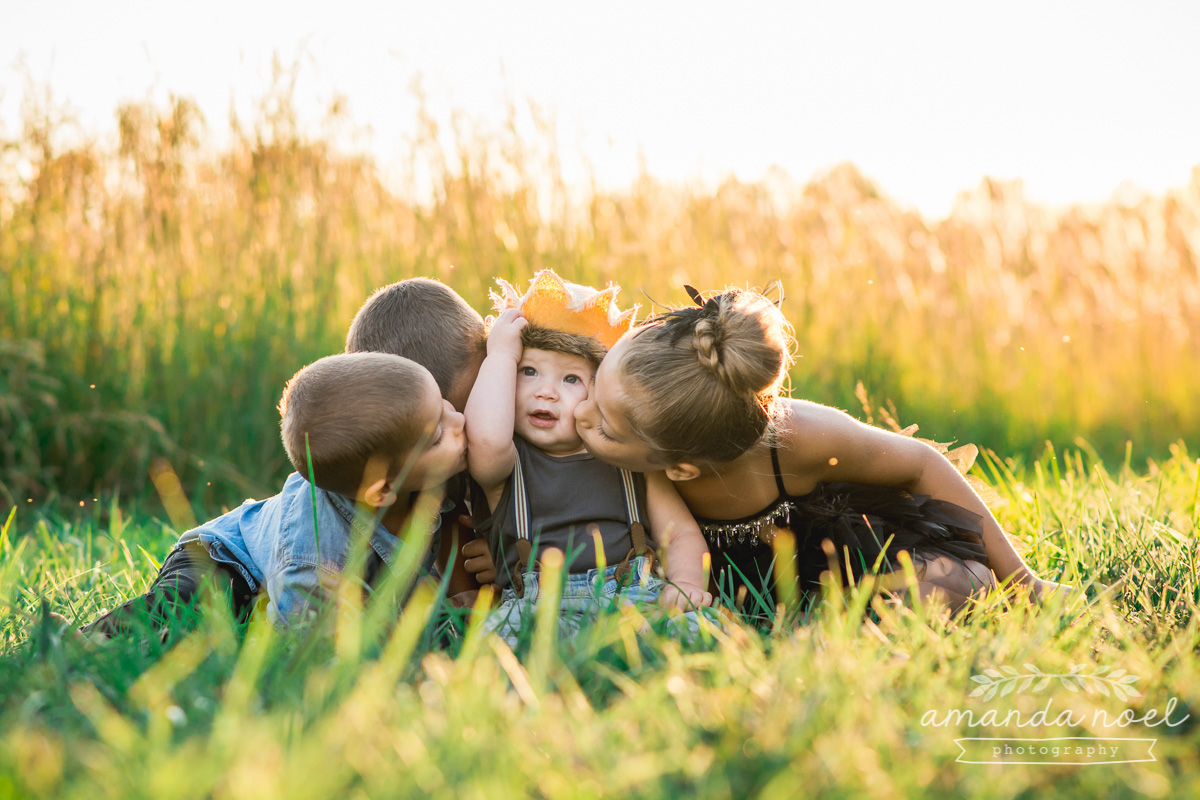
left=2, top=86, right=1198, bottom=505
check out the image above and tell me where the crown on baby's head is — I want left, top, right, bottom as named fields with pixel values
left=490, top=270, right=638, bottom=349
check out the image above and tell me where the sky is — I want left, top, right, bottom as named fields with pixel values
left=3, top=0, right=1199, bottom=218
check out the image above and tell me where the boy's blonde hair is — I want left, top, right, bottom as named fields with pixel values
left=619, top=288, right=794, bottom=466
left=345, top=278, right=486, bottom=401
left=279, top=353, right=432, bottom=497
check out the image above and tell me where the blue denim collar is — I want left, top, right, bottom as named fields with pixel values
left=324, top=489, right=400, bottom=566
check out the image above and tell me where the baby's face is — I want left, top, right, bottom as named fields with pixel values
left=399, top=374, right=468, bottom=490
left=514, top=348, right=595, bottom=456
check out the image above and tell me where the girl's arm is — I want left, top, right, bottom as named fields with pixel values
left=645, top=470, right=713, bottom=610
left=778, top=399, right=1043, bottom=592
left=464, top=309, right=526, bottom=505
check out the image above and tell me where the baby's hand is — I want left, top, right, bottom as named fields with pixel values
left=659, top=582, right=713, bottom=612
left=461, top=537, right=498, bottom=585
left=486, top=308, right=527, bottom=360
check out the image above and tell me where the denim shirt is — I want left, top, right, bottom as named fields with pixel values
left=175, top=473, right=443, bottom=629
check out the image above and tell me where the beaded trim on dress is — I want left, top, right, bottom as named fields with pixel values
left=698, top=501, right=795, bottom=548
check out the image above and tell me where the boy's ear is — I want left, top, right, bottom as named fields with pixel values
left=358, top=477, right=398, bottom=509
left=358, top=455, right=400, bottom=508
left=664, top=462, right=702, bottom=482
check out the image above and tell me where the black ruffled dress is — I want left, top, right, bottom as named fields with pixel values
left=696, top=445, right=991, bottom=603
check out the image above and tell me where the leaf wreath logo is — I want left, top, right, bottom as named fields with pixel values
left=969, top=665, right=1143, bottom=702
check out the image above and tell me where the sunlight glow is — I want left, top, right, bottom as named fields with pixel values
left=3, top=0, right=1198, bottom=217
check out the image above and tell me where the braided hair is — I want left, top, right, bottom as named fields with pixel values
left=617, top=287, right=793, bottom=465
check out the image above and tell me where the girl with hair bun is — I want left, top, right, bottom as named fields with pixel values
left=574, top=286, right=1063, bottom=612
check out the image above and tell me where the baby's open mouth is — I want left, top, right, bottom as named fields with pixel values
left=529, top=410, right=558, bottom=428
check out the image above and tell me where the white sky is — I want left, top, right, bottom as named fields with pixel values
left=3, top=0, right=1198, bottom=218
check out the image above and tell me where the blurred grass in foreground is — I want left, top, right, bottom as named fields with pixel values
left=1, top=444, right=1198, bottom=798
left=2, top=79, right=1199, bottom=508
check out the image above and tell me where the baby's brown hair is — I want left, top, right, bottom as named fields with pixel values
left=346, top=278, right=486, bottom=405
left=279, top=353, right=434, bottom=497
left=618, top=288, right=793, bottom=466
left=520, top=323, right=607, bottom=367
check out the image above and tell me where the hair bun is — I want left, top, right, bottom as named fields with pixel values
left=622, top=286, right=794, bottom=465
left=688, top=291, right=789, bottom=396
left=693, top=318, right=722, bottom=372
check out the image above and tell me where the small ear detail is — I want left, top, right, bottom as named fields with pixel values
left=359, top=477, right=397, bottom=508
left=664, top=462, right=702, bottom=482
left=683, top=285, right=706, bottom=307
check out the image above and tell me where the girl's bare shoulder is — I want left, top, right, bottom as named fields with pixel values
left=772, top=398, right=905, bottom=473
left=774, top=399, right=862, bottom=445
left=774, top=398, right=934, bottom=488
left=772, top=399, right=856, bottom=471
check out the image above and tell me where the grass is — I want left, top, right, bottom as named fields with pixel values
left=3, top=81, right=1200, bottom=509
left=3, top=76, right=1199, bottom=796
left=1, top=444, right=1198, bottom=798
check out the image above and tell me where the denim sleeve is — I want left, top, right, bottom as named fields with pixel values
left=264, top=561, right=342, bottom=629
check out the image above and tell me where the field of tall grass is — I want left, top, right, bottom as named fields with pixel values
left=3, top=83, right=1199, bottom=510
left=3, top=80, right=1200, bottom=797
left=1, top=444, right=1198, bottom=797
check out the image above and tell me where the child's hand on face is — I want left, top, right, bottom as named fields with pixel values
left=659, top=582, right=714, bottom=612
left=486, top=308, right=527, bottom=361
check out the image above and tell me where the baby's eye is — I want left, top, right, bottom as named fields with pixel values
left=564, top=374, right=582, bottom=384
left=430, top=427, right=445, bottom=447
left=521, top=367, right=537, bottom=377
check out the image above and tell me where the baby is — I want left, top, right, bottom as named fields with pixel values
left=465, top=271, right=711, bottom=641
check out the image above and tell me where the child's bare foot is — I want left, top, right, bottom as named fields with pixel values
left=1031, top=579, right=1114, bottom=611
left=1004, top=574, right=1085, bottom=606
left=447, top=589, right=481, bottom=609
left=46, top=611, right=114, bottom=644
left=1032, top=579, right=1073, bottom=601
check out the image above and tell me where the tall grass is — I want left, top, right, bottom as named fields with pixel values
left=3, top=81, right=1199, bottom=508
left=0, top=445, right=1197, bottom=798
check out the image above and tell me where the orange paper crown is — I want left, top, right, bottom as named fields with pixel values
left=490, top=270, right=638, bottom=349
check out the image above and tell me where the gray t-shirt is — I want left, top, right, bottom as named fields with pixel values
left=476, top=436, right=648, bottom=590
